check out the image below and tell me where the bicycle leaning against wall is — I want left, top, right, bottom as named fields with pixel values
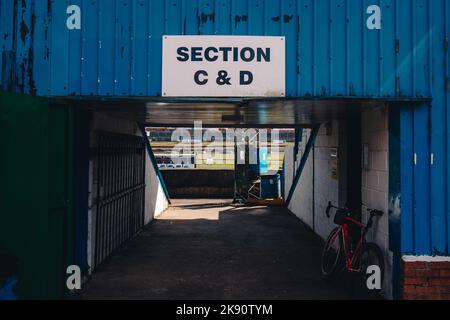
left=321, top=202, right=385, bottom=288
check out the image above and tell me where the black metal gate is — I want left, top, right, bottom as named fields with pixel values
left=94, top=132, right=146, bottom=268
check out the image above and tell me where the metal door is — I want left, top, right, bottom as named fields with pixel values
left=94, top=132, right=146, bottom=268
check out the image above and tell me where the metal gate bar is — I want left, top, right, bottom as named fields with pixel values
left=94, top=132, right=146, bottom=268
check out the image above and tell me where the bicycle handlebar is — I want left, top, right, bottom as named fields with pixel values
left=326, top=201, right=384, bottom=219
left=367, top=208, right=384, bottom=217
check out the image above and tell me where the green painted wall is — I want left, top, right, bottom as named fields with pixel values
left=0, top=92, right=73, bottom=299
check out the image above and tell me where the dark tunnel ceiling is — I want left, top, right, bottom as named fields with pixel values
left=63, top=97, right=429, bottom=128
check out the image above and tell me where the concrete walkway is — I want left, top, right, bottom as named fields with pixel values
left=81, top=199, right=376, bottom=300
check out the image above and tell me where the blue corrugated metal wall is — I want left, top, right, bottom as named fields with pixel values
left=0, top=0, right=449, bottom=256
left=0, top=0, right=441, bottom=98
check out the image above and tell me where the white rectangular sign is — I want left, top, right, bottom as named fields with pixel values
left=162, top=36, right=285, bottom=97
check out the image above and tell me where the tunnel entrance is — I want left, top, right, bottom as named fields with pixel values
left=61, top=96, right=426, bottom=299
left=147, top=126, right=294, bottom=202
left=148, top=127, right=235, bottom=199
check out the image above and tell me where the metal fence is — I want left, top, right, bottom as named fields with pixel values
left=94, top=132, right=146, bottom=268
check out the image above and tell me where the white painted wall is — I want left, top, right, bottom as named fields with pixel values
left=288, top=122, right=340, bottom=240
left=288, top=129, right=314, bottom=228
left=361, top=106, right=392, bottom=299
left=144, top=151, right=169, bottom=224
left=313, top=123, right=340, bottom=240
left=287, top=112, right=392, bottom=299
left=283, top=146, right=294, bottom=200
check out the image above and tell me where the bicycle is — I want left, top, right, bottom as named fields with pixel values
left=321, top=202, right=384, bottom=286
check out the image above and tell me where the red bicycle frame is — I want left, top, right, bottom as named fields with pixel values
left=331, top=216, right=368, bottom=273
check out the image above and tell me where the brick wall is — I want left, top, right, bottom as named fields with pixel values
left=402, top=256, right=450, bottom=300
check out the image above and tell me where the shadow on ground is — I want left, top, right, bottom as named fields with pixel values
left=81, top=200, right=381, bottom=300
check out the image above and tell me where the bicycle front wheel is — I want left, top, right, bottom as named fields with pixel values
left=321, top=227, right=343, bottom=278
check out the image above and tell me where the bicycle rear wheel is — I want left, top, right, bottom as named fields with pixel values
left=321, top=227, right=343, bottom=278
left=360, top=243, right=384, bottom=291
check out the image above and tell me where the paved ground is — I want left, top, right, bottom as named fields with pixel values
left=81, top=199, right=378, bottom=300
